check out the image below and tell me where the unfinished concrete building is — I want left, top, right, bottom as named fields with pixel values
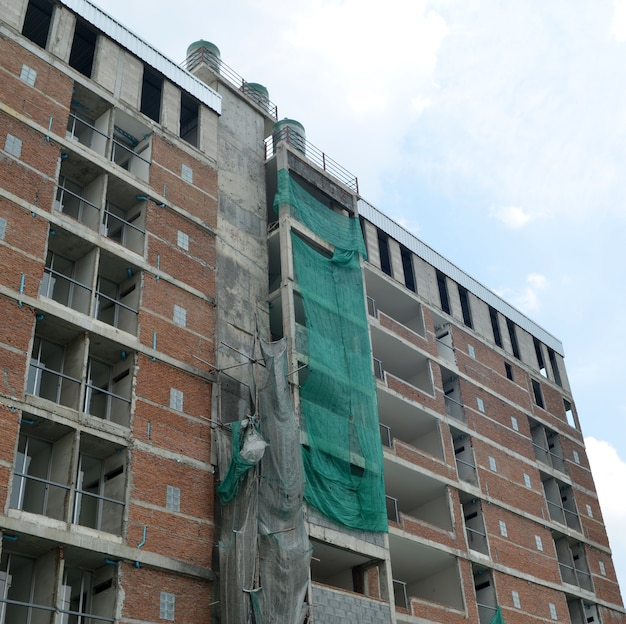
left=0, top=1, right=624, bottom=623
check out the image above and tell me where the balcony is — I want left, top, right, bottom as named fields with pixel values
left=442, top=368, right=465, bottom=422
left=555, top=536, right=593, bottom=592
left=530, top=420, right=567, bottom=474
left=542, top=476, right=581, bottom=531
left=452, top=429, right=478, bottom=486
left=461, top=495, right=489, bottom=556
left=378, top=390, right=444, bottom=460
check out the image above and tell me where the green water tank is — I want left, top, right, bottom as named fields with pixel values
left=272, top=119, right=306, bottom=155
left=186, top=40, right=221, bottom=72
left=244, top=82, right=270, bottom=111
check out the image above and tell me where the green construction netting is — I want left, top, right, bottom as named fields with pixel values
left=489, top=606, right=505, bottom=624
left=273, top=168, right=367, bottom=257
left=275, top=169, right=387, bottom=532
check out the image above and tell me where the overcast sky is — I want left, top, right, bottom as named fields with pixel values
left=97, top=0, right=626, bottom=599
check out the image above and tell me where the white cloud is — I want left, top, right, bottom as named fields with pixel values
left=611, top=0, right=626, bottom=40
left=490, top=205, right=532, bottom=229
left=496, top=273, right=548, bottom=314
left=585, top=437, right=626, bottom=593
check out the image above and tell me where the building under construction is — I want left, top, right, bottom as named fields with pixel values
left=0, top=0, right=625, bottom=622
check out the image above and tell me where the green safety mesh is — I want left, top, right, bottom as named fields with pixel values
left=274, top=168, right=367, bottom=257
left=275, top=169, right=387, bottom=532
left=217, top=420, right=259, bottom=504
left=489, top=606, right=505, bottom=624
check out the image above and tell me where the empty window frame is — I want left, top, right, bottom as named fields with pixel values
left=505, top=362, right=514, bottom=380
left=489, top=306, right=503, bottom=347
left=436, top=270, right=451, bottom=314
left=400, top=245, right=416, bottom=292
left=4, top=134, right=22, bottom=158
left=62, top=565, right=116, bottom=622
left=534, top=337, right=547, bottom=376
left=20, top=64, right=37, bottom=86
left=377, top=229, right=392, bottom=276
left=548, top=347, right=562, bottom=386
left=22, top=0, right=54, bottom=48
left=69, top=19, right=97, bottom=77
left=1, top=552, right=54, bottom=620
left=506, top=318, right=521, bottom=359
left=140, top=66, right=163, bottom=122
left=73, top=452, right=125, bottom=534
left=180, top=92, right=199, bottom=146
left=563, top=399, right=577, bottom=428
left=458, top=285, right=473, bottom=328
left=531, top=379, right=545, bottom=409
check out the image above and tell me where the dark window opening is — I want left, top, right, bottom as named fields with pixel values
left=22, top=0, right=54, bottom=48
left=548, top=348, right=562, bottom=386
left=506, top=318, right=521, bottom=360
left=69, top=19, right=97, bottom=77
left=534, top=337, right=546, bottom=376
left=532, top=379, right=545, bottom=409
left=458, top=285, right=473, bottom=328
left=140, top=67, right=163, bottom=122
left=489, top=306, right=503, bottom=347
left=400, top=246, right=416, bottom=292
left=180, top=92, right=199, bottom=147
left=437, top=271, right=450, bottom=314
left=505, top=362, right=513, bottom=380
left=377, top=230, right=391, bottom=276
left=359, top=216, right=368, bottom=256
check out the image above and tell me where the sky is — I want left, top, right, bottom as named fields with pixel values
left=97, top=0, right=626, bottom=601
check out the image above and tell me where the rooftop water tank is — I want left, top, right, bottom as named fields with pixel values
left=243, top=82, right=270, bottom=112
left=272, top=119, right=305, bottom=155
left=186, top=40, right=221, bottom=73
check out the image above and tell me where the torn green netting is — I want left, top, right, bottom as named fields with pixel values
left=276, top=169, right=386, bottom=532
left=217, top=420, right=264, bottom=504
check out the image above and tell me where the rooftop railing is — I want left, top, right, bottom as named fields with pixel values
left=265, top=126, right=359, bottom=193
left=182, top=48, right=279, bottom=119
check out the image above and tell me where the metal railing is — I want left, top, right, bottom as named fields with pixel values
left=182, top=47, right=279, bottom=118
left=546, top=500, right=581, bottom=531
left=26, top=363, right=81, bottom=408
left=11, top=471, right=70, bottom=517
left=266, top=126, right=359, bottom=193
left=66, top=112, right=108, bottom=152
left=55, top=184, right=101, bottom=226
left=532, top=442, right=567, bottom=472
left=41, top=267, right=92, bottom=312
left=444, top=393, right=466, bottom=421
left=104, top=201, right=146, bottom=249
left=558, top=561, right=593, bottom=591
left=477, top=602, right=498, bottom=624
left=95, top=288, right=138, bottom=330
left=73, top=487, right=125, bottom=534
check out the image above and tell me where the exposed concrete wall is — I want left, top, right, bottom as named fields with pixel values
left=388, top=238, right=403, bottom=284
left=119, top=51, right=142, bottom=109
left=92, top=36, right=120, bottom=95
left=48, top=6, right=74, bottom=62
left=363, top=221, right=380, bottom=270
left=161, top=80, right=181, bottom=136
left=214, top=82, right=269, bottom=377
left=0, top=0, right=27, bottom=30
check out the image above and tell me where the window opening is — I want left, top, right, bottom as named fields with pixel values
left=586, top=504, right=593, bottom=518
left=400, top=246, right=416, bottom=292
left=573, top=450, right=580, bottom=464
left=499, top=520, right=508, bottom=537
left=489, top=306, right=503, bottom=347
left=84, top=357, right=132, bottom=426
left=505, top=361, right=513, bottom=380
left=468, top=344, right=476, bottom=359
left=140, top=66, right=163, bottom=122
left=62, top=565, right=115, bottom=622
left=73, top=451, right=125, bottom=534
left=69, top=19, right=97, bottom=77
left=173, top=304, right=187, bottom=327
left=548, top=348, right=562, bottom=386
left=512, top=591, right=521, bottom=609
left=599, top=561, right=606, bottom=576
left=22, top=0, right=54, bottom=48
left=511, top=416, right=519, bottom=431
left=506, top=318, right=521, bottom=359
left=436, top=271, right=450, bottom=314
left=476, top=397, right=485, bottom=413
left=531, top=379, right=545, bottom=409
left=534, top=337, right=547, bottom=376
left=458, top=285, right=473, bottom=328
left=523, top=473, right=531, bottom=488
left=377, top=230, right=392, bottom=276
left=170, top=388, right=184, bottom=412
left=563, top=399, right=576, bottom=428
left=535, top=535, right=543, bottom=551
left=549, top=603, right=558, bottom=620
left=0, top=217, right=7, bottom=240
left=180, top=92, right=199, bottom=146
left=488, top=456, right=497, bottom=472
